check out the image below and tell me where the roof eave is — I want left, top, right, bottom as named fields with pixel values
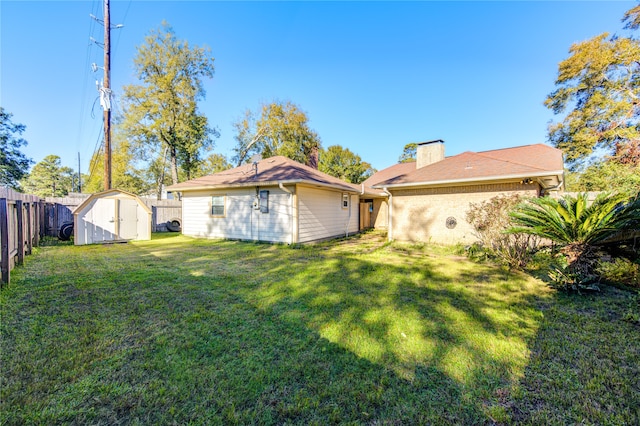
left=168, top=179, right=360, bottom=194
left=372, top=170, right=565, bottom=190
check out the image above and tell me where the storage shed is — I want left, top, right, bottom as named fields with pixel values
left=73, top=189, right=152, bottom=245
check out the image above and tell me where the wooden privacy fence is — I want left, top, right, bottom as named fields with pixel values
left=0, top=188, right=42, bottom=287
left=1, top=189, right=182, bottom=286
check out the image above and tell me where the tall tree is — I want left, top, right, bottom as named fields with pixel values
left=20, top=155, right=74, bottom=197
left=565, top=161, right=640, bottom=196
left=545, top=7, right=640, bottom=170
left=318, top=145, right=375, bottom=184
left=232, top=101, right=321, bottom=166
left=398, top=142, right=417, bottom=163
left=122, top=22, right=217, bottom=184
left=193, top=153, right=232, bottom=177
left=0, top=108, right=33, bottom=189
left=84, top=129, right=150, bottom=195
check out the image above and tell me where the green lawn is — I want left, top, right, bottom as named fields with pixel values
left=1, top=233, right=638, bottom=425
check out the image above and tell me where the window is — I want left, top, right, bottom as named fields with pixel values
left=211, top=195, right=225, bottom=216
left=342, top=193, right=349, bottom=209
left=259, top=190, right=269, bottom=213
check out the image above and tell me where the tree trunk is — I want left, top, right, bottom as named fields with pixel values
left=170, top=146, right=179, bottom=185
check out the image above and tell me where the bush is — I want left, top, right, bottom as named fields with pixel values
left=466, top=194, right=539, bottom=269
left=596, top=258, right=640, bottom=288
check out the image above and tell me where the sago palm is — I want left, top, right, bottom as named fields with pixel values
left=509, top=192, right=640, bottom=282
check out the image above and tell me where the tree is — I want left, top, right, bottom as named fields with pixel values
left=20, top=155, right=74, bottom=197
left=193, top=153, right=231, bottom=177
left=398, top=142, right=417, bottom=163
left=0, top=108, right=33, bottom=189
left=232, top=101, right=321, bottom=166
left=318, top=145, right=375, bottom=184
left=565, top=161, right=640, bottom=195
left=509, top=192, right=640, bottom=287
left=122, top=22, right=217, bottom=185
left=545, top=7, right=640, bottom=170
left=84, top=130, right=150, bottom=195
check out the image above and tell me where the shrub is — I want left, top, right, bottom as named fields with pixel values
left=466, top=194, right=540, bottom=269
left=596, top=258, right=640, bottom=289
left=508, top=191, right=640, bottom=290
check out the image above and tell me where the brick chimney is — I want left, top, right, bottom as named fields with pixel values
left=307, top=145, right=319, bottom=169
left=416, top=140, right=444, bottom=169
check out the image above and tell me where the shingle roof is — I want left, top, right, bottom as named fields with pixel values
left=371, top=144, right=564, bottom=188
left=166, top=156, right=360, bottom=193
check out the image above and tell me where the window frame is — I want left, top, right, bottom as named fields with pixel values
left=210, top=194, right=226, bottom=217
left=342, top=193, right=350, bottom=209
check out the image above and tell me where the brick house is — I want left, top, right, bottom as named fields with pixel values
left=361, top=140, right=565, bottom=244
left=170, top=141, right=564, bottom=245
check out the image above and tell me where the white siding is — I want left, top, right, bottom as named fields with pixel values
left=297, top=187, right=358, bottom=243
left=182, top=187, right=293, bottom=243
left=74, top=192, right=151, bottom=245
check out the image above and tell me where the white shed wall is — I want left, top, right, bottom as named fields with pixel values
left=297, top=187, right=358, bottom=243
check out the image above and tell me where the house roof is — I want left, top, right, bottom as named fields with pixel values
left=166, top=156, right=360, bottom=193
left=360, top=162, right=416, bottom=196
left=371, top=144, right=564, bottom=189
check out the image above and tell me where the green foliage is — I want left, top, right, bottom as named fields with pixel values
left=20, top=155, right=74, bottom=197
left=232, top=100, right=321, bottom=166
left=192, top=153, right=232, bottom=178
left=510, top=192, right=640, bottom=288
left=546, top=4, right=640, bottom=170
left=596, top=258, right=640, bottom=289
left=318, top=145, right=375, bottom=183
left=465, top=194, right=539, bottom=269
left=545, top=31, right=640, bottom=169
left=122, top=22, right=217, bottom=184
left=398, top=142, right=417, bottom=163
left=0, top=107, right=33, bottom=189
left=622, top=293, right=640, bottom=324
left=566, top=161, right=640, bottom=196
left=509, top=192, right=638, bottom=246
left=84, top=127, right=151, bottom=195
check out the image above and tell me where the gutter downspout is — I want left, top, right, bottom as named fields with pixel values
left=279, top=182, right=295, bottom=244
left=383, top=187, right=392, bottom=241
left=536, top=178, right=564, bottom=197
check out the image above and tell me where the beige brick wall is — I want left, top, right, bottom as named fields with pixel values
left=390, top=182, right=539, bottom=245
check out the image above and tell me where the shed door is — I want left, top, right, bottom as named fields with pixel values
left=91, top=198, right=117, bottom=243
left=117, top=199, right=138, bottom=240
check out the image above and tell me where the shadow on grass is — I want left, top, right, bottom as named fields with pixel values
left=506, top=286, right=640, bottom=425
left=2, top=233, right=551, bottom=425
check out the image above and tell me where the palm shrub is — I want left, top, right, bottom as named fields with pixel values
left=508, top=192, right=640, bottom=289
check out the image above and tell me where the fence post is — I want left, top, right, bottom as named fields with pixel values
left=25, top=203, right=32, bottom=255
left=1, top=198, right=9, bottom=286
left=16, top=200, right=24, bottom=266
left=36, top=201, right=41, bottom=245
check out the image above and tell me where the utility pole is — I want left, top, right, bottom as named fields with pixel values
left=78, top=152, right=82, bottom=193
left=103, top=0, right=112, bottom=190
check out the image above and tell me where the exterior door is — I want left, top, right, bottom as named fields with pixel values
left=117, top=199, right=138, bottom=240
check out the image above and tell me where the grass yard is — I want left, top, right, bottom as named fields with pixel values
left=1, top=233, right=638, bottom=425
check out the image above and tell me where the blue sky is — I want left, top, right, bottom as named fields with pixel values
left=1, top=1, right=635, bottom=178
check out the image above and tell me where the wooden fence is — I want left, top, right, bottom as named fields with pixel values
left=1, top=189, right=182, bottom=286
left=0, top=188, right=43, bottom=287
